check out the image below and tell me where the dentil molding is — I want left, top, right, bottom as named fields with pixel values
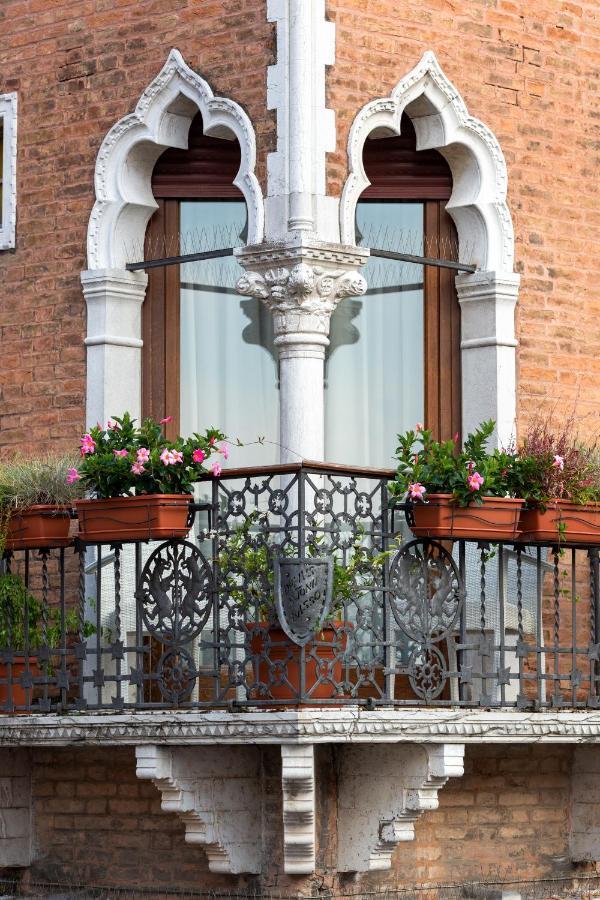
left=5, top=709, right=600, bottom=746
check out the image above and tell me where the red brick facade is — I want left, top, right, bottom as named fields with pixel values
left=0, top=0, right=274, bottom=454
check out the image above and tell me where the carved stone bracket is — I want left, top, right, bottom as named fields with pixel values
left=281, top=744, right=316, bottom=875
left=337, top=742, right=465, bottom=872
left=135, top=745, right=262, bottom=874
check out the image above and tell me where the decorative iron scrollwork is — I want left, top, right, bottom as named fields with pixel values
left=136, top=540, right=212, bottom=645
left=408, top=644, right=447, bottom=701
left=156, top=648, right=196, bottom=703
left=388, top=539, right=463, bottom=643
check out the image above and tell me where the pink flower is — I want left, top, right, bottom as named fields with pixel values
left=113, top=448, right=128, bottom=458
left=211, top=462, right=222, bottom=477
left=553, top=454, right=565, bottom=471
left=160, top=416, right=173, bottom=426
left=66, top=467, right=81, bottom=485
left=467, top=471, right=485, bottom=491
left=160, top=449, right=173, bottom=466
left=192, top=448, right=205, bottom=464
left=171, top=450, right=183, bottom=464
left=137, top=447, right=150, bottom=463
left=454, top=432, right=460, bottom=444
left=219, top=443, right=229, bottom=460
left=131, top=462, right=145, bottom=475
left=415, top=422, right=424, bottom=433
left=467, top=460, right=475, bottom=474
left=80, top=434, right=96, bottom=456
left=107, top=419, right=120, bottom=431
left=408, top=482, right=426, bottom=501
left=210, top=437, right=216, bottom=446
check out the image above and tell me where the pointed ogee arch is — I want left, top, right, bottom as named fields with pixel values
left=87, top=49, right=264, bottom=269
left=340, top=51, right=515, bottom=274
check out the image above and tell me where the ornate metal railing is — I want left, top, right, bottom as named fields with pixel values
left=1, top=462, right=599, bottom=712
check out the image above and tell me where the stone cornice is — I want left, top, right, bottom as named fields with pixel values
left=3, top=709, right=600, bottom=747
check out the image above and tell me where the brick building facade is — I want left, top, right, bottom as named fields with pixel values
left=0, top=1, right=599, bottom=897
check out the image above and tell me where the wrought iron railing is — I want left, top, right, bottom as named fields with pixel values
left=0, top=462, right=599, bottom=712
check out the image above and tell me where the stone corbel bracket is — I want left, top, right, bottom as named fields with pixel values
left=337, top=742, right=465, bottom=872
left=136, top=745, right=262, bottom=875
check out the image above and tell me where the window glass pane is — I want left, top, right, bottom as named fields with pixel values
left=179, top=200, right=279, bottom=466
left=325, top=201, right=424, bottom=469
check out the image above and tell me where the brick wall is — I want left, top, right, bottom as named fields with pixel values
left=11, top=743, right=573, bottom=896
left=327, top=0, right=600, bottom=442
left=0, top=0, right=274, bottom=454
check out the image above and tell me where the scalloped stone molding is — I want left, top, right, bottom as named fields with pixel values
left=337, top=743, right=465, bottom=871
left=340, top=51, right=513, bottom=274
left=0, top=93, right=18, bottom=251
left=86, top=49, right=264, bottom=270
left=135, top=745, right=262, bottom=874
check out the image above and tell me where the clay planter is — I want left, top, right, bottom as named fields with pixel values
left=411, top=493, right=524, bottom=542
left=75, top=494, right=192, bottom=544
left=249, top=622, right=347, bottom=702
left=6, top=504, right=72, bottom=551
left=0, top=658, right=39, bottom=713
left=519, top=501, right=600, bottom=545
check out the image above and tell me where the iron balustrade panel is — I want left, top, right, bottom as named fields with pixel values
left=0, top=468, right=599, bottom=712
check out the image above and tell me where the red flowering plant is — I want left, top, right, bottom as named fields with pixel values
left=391, top=420, right=522, bottom=507
left=70, top=412, right=227, bottom=499
left=515, top=415, right=600, bottom=509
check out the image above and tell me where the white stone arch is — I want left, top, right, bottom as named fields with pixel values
left=340, top=50, right=513, bottom=274
left=339, top=51, right=520, bottom=446
left=87, top=48, right=264, bottom=270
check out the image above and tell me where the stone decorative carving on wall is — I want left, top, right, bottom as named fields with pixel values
left=237, top=262, right=366, bottom=336
left=87, top=49, right=264, bottom=270
left=339, top=50, right=515, bottom=275
left=236, top=241, right=368, bottom=340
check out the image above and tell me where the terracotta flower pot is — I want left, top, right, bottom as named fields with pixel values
left=6, top=504, right=72, bottom=551
left=0, top=657, right=39, bottom=713
left=249, top=622, right=347, bottom=702
left=75, top=494, right=192, bottom=543
left=519, top=501, right=600, bottom=545
left=411, top=493, right=524, bottom=542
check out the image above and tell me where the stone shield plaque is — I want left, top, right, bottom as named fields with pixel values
left=274, top=556, right=334, bottom=646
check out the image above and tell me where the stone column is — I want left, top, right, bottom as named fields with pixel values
left=455, top=270, right=521, bottom=449
left=80, top=268, right=148, bottom=428
left=236, top=240, right=368, bottom=461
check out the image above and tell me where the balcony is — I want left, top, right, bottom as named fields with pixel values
left=1, top=461, right=599, bottom=714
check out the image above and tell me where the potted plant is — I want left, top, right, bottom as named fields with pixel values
left=72, top=413, right=226, bottom=543
left=219, top=514, right=388, bottom=702
left=0, top=571, right=95, bottom=713
left=0, top=454, right=83, bottom=551
left=391, top=421, right=525, bottom=542
left=516, top=416, right=600, bottom=545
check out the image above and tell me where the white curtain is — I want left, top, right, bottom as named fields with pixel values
left=179, top=201, right=280, bottom=467
left=325, top=202, right=424, bottom=468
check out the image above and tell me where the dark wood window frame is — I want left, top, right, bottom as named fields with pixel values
left=143, top=113, right=461, bottom=443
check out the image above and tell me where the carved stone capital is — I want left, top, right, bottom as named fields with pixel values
left=235, top=240, right=368, bottom=342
